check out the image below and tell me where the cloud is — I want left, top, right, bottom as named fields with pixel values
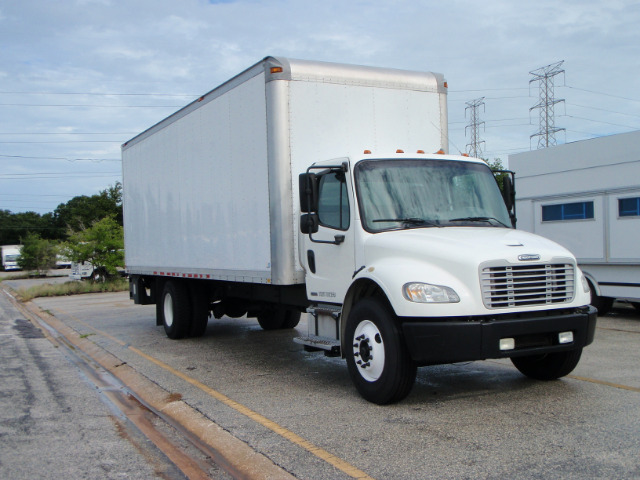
left=1, top=0, right=639, bottom=213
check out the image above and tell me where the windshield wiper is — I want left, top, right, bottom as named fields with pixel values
left=448, top=216, right=509, bottom=228
left=372, top=217, right=442, bottom=228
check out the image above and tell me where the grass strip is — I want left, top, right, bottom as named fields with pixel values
left=14, top=277, right=129, bottom=301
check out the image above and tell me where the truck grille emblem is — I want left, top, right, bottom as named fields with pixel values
left=518, top=254, right=540, bottom=261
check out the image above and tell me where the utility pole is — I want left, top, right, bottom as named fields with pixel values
left=465, top=97, right=485, bottom=158
left=530, top=60, right=565, bottom=149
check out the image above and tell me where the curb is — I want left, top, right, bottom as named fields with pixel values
left=15, top=295, right=296, bottom=480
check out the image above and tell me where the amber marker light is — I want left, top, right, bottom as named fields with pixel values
left=270, top=67, right=283, bottom=74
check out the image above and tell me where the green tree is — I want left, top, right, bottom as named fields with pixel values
left=484, top=158, right=509, bottom=194
left=66, top=216, right=124, bottom=280
left=17, top=232, right=58, bottom=275
left=0, top=182, right=123, bottom=244
left=53, top=181, right=123, bottom=234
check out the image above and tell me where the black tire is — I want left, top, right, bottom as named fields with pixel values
left=511, top=348, right=583, bottom=380
left=91, top=267, right=108, bottom=283
left=588, top=281, right=613, bottom=316
left=631, top=302, right=640, bottom=313
left=188, top=283, right=209, bottom=338
left=160, top=280, right=192, bottom=339
left=257, top=308, right=301, bottom=330
left=345, top=297, right=417, bottom=404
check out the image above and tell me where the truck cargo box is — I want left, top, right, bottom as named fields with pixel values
left=122, top=56, right=447, bottom=285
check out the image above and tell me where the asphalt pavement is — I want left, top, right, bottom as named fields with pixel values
left=1, top=274, right=640, bottom=479
left=0, top=281, right=232, bottom=479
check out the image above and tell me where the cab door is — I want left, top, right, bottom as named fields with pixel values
left=301, top=169, right=356, bottom=304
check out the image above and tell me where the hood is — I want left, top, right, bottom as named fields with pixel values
left=363, top=227, right=576, bottom=269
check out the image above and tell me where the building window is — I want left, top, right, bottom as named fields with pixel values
left=542, top=201, right=594, bottom=221
left=619, top=197, right=640, bottom=217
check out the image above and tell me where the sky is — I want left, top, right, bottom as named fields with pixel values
left=1, top=0, right=639, bottom=214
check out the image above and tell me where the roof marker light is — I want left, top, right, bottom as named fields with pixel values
left=435, top=149, right=445, bottom=155
left=270, top=67, right=283, bottom=74
left=396, top=149, right=404, bottom=153
left=363, top=149, right=372, bottom=154
left=417, top=150, right=425, bottom=154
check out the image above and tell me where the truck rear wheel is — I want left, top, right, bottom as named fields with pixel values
left=189, top=283, right=209, bottom=338
left=160, top=280, right=192, bottom=339
left=257, top=308, right=301, bottom=330
left=345, top=297, right=416, bottom=404
left=511, top=348, right=583, bottom=380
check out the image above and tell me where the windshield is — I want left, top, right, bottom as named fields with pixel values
left=355, top=159, right=511, bottom=232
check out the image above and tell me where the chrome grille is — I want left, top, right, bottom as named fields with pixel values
left=480, top=263, right=575, bottom=309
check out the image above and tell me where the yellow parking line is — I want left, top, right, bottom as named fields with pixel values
left=49, top=307, right=374, bottom=480
left=129, top=345, right=375, bottom=480
left=567, top=375, right=640, bottom=393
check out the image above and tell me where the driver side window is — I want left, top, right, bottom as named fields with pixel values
left=317, top=172, right=350, bottom=230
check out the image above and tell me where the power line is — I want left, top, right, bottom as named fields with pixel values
left=0, top=141, right=123, bottom=144
left=0, top=193, right=71, bottom=197
left=566, top=103, right=640, bottom=119
left=0, top=103, right=181, bottom=108
left=0, top=91, right=196, bottom=97
left=562, top=114, right=639, bottom=130
left=562, top=85, right=640, bottom=103
left=0, top=173, right=120, bottom=180
left=0, top=132, right=138, bottom=135
left=0, top=154, right=121, bottom=162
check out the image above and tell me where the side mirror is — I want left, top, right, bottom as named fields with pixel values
left=502, top=174, right=517, bottom=228
left=300, top=214, right=319, bottom=234
left=502, top=175, right=514, bottom=212
left=299, top=173, right=318, bottom=213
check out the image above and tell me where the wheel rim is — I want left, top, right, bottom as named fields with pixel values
left=352, top=320, right=385, bottom=382
left=163, top=293, right=174, bottom=327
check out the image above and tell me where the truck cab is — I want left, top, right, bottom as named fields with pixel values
left=298, top=152, right=596, bottom=404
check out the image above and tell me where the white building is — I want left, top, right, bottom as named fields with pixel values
left=509, top=130, right=640, bottom=313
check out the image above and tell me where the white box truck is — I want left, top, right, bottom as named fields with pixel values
left=1, top=245, right=22, bottom=271
left=123, top=57, right=596, bottom=404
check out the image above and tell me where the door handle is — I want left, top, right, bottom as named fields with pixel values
left=307, top=250, right=316, bottom=274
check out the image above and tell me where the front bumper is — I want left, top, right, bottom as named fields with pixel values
left=401, top=306, right=597, bottom=365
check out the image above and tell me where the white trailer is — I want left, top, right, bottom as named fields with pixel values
left=509, top=130, right=640, bottom=314
left=123, top=57, right=596, bottom=404
left=1, top=245, right=22, bottom=271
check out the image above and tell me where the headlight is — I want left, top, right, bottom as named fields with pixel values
left=403, top=282, right=460, bottom=303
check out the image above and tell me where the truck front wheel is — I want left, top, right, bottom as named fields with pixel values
left=160, top=281, right=192, bottom=339
left=345, top=297, right=416, bottom=404
left=511, top=348, right=583, bottom=380
left=588, top=280, right=613, bottom=316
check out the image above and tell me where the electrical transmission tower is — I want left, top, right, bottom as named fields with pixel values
left=530, top=60, right=565, bottom=149
left=465, top=97, right=485, bottom=158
